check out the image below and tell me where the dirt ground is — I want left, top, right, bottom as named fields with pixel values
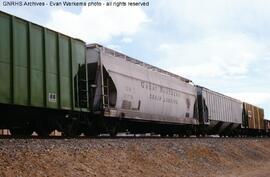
left=0, top=138, right=270, bottom=177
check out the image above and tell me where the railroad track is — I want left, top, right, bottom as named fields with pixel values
left=0, top=134, right=268, bottom=140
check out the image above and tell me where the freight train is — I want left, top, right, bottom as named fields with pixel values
left=0, top=11, right=269, bottom=137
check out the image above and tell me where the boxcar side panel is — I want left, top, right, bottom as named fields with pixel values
left=0, top=13, right=11, bottom=104
left=13, top=18, right=28, bottom=105
left=45, top=30, right=58, bottom=108
left=59, top=35, right=72, bottom=109
left=265, top=120, right=270, bottom=132
left=30, top=24, right=44, bottom=107
left=259, top=109, right=264, bottom=130
left=0, top=11, right=87, bottom=112
left=243, top=102, right=265, bottom=130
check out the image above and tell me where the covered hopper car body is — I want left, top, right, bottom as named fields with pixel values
left=0, top=11, right=89, bottom=136
left=196, top=86, right=243, bottom=136
left=86, top=44, right=199, bottom=136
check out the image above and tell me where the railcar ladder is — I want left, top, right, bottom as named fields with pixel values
left=76, top=64, right=89, bottom=109
left=103, top=78, right=110, bottom=108
left=79, top=79, right=89, bottom=106
left=100, top=59, right=110, bottom=109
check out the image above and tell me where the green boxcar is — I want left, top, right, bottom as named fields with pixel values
left=0, top=11, right=88, bottom=111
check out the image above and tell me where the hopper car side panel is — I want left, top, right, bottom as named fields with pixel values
left=0, top=11, right=87, bottom=111
left=0, top=11, right=89, bottom=136
left=87, top=45, right=198, bottom=125
left=197, top=86, right=242, bottom=134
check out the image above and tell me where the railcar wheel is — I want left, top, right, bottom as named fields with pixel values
left=106, top=121, right=119, bottom=137
left=109, top=126, right=118, bottom=137
left=84, top=122, right=100, bottom=137
left=178, top=134, right=184, bottom=138
left=201, top=134, right=206, bottom=138
left=35, top=119, right=54, bottom=137
left=168, top=133, right=174, bottom=137
left=10, top=127, right=33, bottom=136
left=196, top=134, right=202, bottom=138
left=109, top=131, right=117, bottom=137
left=63, top=119, right=80, bottom=137
left=84, top=129, right=99, bottom=137
left=185, top=130, right=191, bottom=138
left=160, top=133, right=167, bottom=137
left=36, top=128, right=53, bottom=137
left=84, top=132, right=98, bottom=137
left=185, top=134, right=190, bottom=138
left=219, top=134, right=223, bottom=137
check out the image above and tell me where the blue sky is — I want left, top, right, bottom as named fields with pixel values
left=1, top=0, right=269, bottom=119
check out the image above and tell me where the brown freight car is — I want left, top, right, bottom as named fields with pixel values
left=243, top=102, right=264, bottom=130
left=265, top=120, right=270, bottom=136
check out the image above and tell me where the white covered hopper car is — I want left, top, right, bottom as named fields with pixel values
left=86, top=44, right=199, bottom=136
left=196, top=86, right=243, bottom=136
